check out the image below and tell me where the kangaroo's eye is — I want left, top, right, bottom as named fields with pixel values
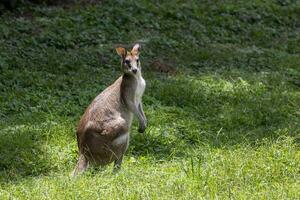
left=125, top=60, right=130, bottom=65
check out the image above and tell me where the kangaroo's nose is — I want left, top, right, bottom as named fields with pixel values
left=132, top=69, right=137, bottom=74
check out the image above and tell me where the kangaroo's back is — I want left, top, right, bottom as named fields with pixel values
left=76, top=76, right=132, bottom=148
left=76, top=77, right=122, bottom=136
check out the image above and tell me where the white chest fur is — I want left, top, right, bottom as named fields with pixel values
left=134, top=75, right=146, bottom=104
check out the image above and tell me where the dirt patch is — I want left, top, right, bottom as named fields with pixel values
left=149, top=59, right=176, bottom=75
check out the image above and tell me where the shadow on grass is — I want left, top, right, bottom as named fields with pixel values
left=0, top=119, right=76, bottom=182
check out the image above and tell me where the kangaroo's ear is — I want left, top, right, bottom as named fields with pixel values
left=131, top=44, right=141, bottom=55
left=116, top=47, right=126, bottom=58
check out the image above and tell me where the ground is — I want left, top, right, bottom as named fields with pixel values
left=0, top=0, right=299, bottom=199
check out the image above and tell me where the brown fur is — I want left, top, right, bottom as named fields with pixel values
left=72, top=44, right=146, bottom=176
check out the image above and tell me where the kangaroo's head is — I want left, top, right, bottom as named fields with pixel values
left=116, top=44, right=141, bottom=76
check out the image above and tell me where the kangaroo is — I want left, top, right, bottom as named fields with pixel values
left=72, top=44, right=147, bottom=176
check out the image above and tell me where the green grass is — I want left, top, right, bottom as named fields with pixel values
left=0, top=0, right=300, bottom=199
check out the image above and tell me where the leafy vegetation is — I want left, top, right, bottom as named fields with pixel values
left=0, top=0, right=299, bottom=199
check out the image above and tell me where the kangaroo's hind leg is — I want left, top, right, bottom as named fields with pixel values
left=113, top=154, right=123, bottom=172
left=72, top=154, right=89, bottom=177
left=112, top=132, right=129, bottom=172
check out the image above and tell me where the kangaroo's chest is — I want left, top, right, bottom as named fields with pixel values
left=134, top=76, right=146, bottom=103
